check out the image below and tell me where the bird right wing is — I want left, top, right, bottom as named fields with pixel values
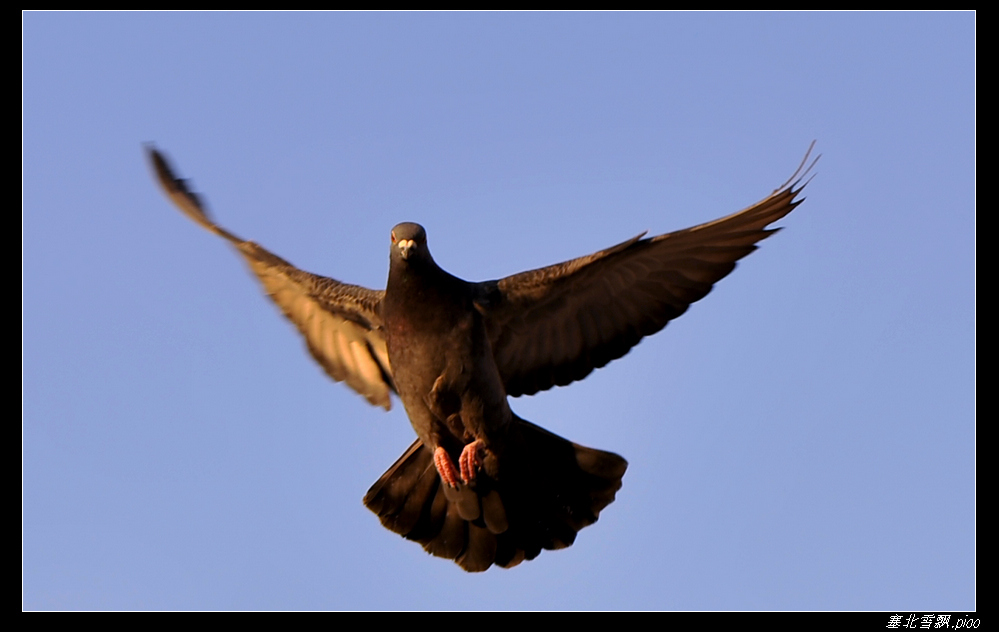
left=479, top=145, right=817, bottom=397
left=147, top=146, right=396, bottom=410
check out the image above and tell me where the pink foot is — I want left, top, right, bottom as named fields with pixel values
left=433, top=446, right=461, bottom=488
left=459, top=440, right=485, bottom=484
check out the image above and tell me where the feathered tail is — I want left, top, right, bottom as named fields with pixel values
left=363, top=415, right=627, bottom=571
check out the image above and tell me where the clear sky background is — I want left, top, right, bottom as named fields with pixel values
left=23, top=13, right=974, bottom=610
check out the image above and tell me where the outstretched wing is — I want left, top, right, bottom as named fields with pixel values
left=480, top=146, right=817, bottom=397
left=147, top=146, right=396, bottom=409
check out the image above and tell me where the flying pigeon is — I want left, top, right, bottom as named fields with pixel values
left=147, top=144, right=815, bottom=572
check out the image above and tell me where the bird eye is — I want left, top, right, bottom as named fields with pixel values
left=391, top=232, right=396, bottom=243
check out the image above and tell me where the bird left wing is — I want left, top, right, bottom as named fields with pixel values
left=479, top=147, right=817, bottom=397
left=147, top=146, right=396, bottom=409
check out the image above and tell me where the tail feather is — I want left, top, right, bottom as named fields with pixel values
left=363, top=415, right=627, bottom=572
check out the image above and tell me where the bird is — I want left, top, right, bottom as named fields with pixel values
left=147, top=144, right=816, bottom=572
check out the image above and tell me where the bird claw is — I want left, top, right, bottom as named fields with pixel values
left=459, top=440, right=484, bottom=484
left=433, top=446, right=461, bottom=488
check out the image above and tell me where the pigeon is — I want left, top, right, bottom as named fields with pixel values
left=147, top=144, right=816, bottom=572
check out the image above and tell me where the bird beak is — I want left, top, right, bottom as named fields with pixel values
left=397, top=239, right=416, bottom=260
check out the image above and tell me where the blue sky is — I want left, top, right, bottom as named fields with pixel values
left=23, top=12, right=974, bottom=610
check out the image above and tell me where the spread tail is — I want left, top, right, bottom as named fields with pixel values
left=363, top=415, right=627, bottom=572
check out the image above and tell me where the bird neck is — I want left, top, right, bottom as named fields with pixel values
left=385, top=258, right=469, bottom=320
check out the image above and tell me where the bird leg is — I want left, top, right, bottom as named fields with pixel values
left=433, top=446, right=461, bottom=489
left=459, top=439, right=485, bottom=484
left=425, top=375, right=448, bottom=419
left=425, top=375, right=466, bottom=438
left=427, top=373, right=490, bottom=485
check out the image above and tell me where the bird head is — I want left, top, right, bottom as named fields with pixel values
left=390, top=223, right=429, bottom=263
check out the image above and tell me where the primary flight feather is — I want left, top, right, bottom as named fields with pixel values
left=148, top=144, right=815, bottom=571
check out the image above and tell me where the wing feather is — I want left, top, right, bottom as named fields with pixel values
left=147, top=146, right=395, bottom=409
left=482, top=146, right=817, bottom=397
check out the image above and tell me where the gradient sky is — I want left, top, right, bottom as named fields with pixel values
left=23, top=12, right=974, bottom=610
